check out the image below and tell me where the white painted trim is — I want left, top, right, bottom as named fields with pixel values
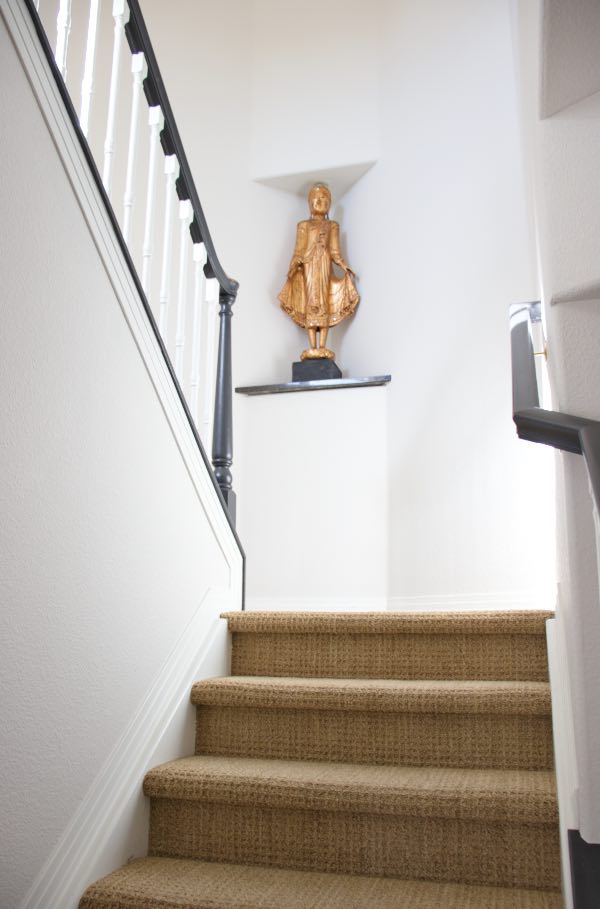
left=246, top=591, right=555, bottom=613
left=1, top=6, right=243, bottom=904
left=546, top=613, right=578, bottom=909
left=389, top=589, right=556, bottom=612
left=1, top=0, right=243, bottom=598
left=18, top=589, right=231, bottom=909
left=245, top=596, right=388, bottom=613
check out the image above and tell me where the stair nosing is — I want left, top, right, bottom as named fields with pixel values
left=80, top=856, right=564, bottom=908
left=191, top=675, right=552, bottom=715
left=221, top=610, right=555, bottom=636
left=143, top=755, right=558, bottom=824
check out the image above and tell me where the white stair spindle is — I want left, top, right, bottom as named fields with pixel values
left=174, top=199, right=193, bottom=381
left=122, top=52, right=147, bottom=244
left=54, top=0, right=72, bottom=81
left=102, top=0, right=126, bottom=194
left=141, top=106, right=164, bottom=295
left=202, top=278, right=220, bottom=445
left=158, top=154, right=179, bottom=343
left=79, top=0, right=101, bottom=138
left=189, top=243, right=207, bottom=422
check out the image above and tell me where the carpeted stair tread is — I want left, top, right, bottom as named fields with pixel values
left=226, top=611, right=552, bottom=681
left=79, top=857, right=564, bottom=909
left=191, top=675, right=551, bottom=715
left=222, top=610, right=554, bottom=635
left=144, top=755, right=557, bottom=823
left=80, top=610, right=562, bottom=903
left=229, top=629, right=550, bottom=681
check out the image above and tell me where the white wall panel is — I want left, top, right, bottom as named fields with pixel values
left=0, top=9, right=240, bottom=905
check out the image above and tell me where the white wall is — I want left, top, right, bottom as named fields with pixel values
left=0, top=6, right=241, bottom=906
left=138, top=0, right=387, bottom=606
left=249, top=0, right=379, bottom=183
left=140, top=0, right=555, bottom=610
left=239, top=386, right=389, bottom=609
left=0, top=0, right=572, bottom=902
left=540, top=0, right=600, bottom=117
left=512, top=0, right=600, bottom=843
left=337, top=0, right=555, bottom=606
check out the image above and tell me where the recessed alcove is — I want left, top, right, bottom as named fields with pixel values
left=254, top=160, right=377, bottom=202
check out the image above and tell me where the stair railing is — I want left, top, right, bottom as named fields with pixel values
left=511, top=302, right=600, bottom=904
left=27, top=0, right=240, bottom=528
left=510, top=300, right=600, bottom=520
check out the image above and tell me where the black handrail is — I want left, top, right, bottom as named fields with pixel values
left=124, top=0, right=239, bottom=518
left=21, top=0, right=245, bottom=596
left=124, top=1, right=238, bottom=298
left=510, top=301, right=600, bottom=510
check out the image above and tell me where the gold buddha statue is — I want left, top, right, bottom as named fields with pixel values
left=278, top=183, right=359, bottom=361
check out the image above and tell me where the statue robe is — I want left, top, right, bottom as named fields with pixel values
left=278, top=218, right=359, bottom=329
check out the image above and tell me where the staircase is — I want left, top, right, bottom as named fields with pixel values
left=80, top=610, right=563, bottom=908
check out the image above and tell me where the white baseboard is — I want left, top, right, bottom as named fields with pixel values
left=389, top=589, right=557, bottom=612
left=546, top=608, right=578, bottom=909
left=246, top=590, right=556, bottom=613
left=18, top=589, right=232, bottom=909
left=245, top=596, right=388, bottom=612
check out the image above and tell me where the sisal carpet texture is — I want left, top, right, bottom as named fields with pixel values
left=80, top=857, right=565, bottom=909
left=80, top=610, right=563, bottom=908
left=192, top=676, right=554, bottom=769
left=225, top=610, right=553, bottom=681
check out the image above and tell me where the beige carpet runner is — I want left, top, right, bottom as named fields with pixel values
left=80, top=610, right=564, bottom=908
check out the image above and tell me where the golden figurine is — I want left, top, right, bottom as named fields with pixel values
left=278, top=183, right=359, bottom=361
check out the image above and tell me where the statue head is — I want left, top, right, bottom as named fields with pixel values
left=308, top=183, right=331, bottom=218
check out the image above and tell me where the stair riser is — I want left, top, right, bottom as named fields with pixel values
left=149, top=799, right=561, bottom=891
left=231, top=632, right=550, bottom=681
left=195, top=706, right=554, bottom=770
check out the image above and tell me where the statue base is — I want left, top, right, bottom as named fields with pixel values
left=292, top=359, right=342, bottom=382
left=301, top=346, right=335, bottom=361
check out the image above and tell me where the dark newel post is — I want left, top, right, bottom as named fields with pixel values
left=212, top=287, right=236, bottom=525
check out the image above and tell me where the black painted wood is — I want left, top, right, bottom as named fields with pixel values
left=292, top=359, right=342, bottom=381
left=125, top=0, right=240, bottom=524
left=510, top=302, right=540, bottom=413
left=212, top=289, right=237, bottom=524
left=581, top=423, right=600, bottom=520
left=569, top=829, right=600, bottom=909
left=510, top=301, right=599, bottom=458
left=126, top=0, right=238, bottom=297
left=513, top=408, right=591, bottom=455
left=236, top=375, right=392, bottom=396
left=20, top=0, right=245, bottom=595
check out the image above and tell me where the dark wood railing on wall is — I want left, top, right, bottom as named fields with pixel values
left=511, top=304, right=600, bottom=906
left=23, top=0, right=242, bottom=540
left=510, top=301, right=600, bottom=511
left=125, top=0, right=239, bottom=522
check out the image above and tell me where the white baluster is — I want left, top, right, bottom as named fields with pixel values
left=79, top=0, right=101, bottom=138
left=158, top=155, right=179, bottom=343
left=141, top=106, right=164, bottom=295
left=102, top=0, right=126, bottom=194
left=34, top=0, right=40, bottom=9
left=189, top=243, right=207, bottom=422
left=122, top=52, right=147, bottom=244
left=202, top=277, right=220, bottom=445
left=174, top=199, right=193, bottom=381
left=55, top=0, right=72, bottom=81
